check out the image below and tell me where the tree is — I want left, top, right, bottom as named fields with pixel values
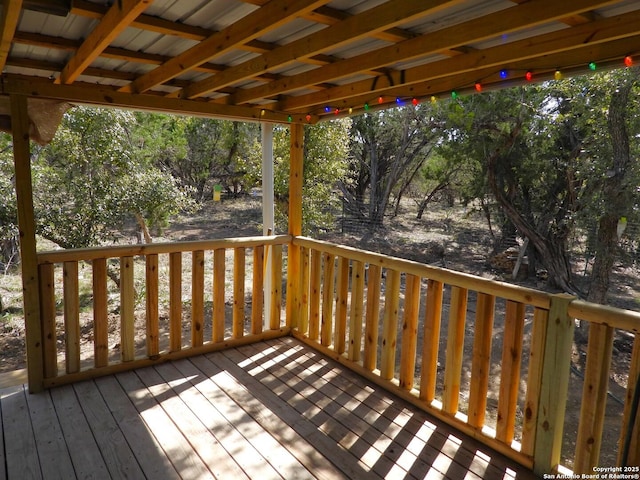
left=247, top=120, right=351, bottom=235
left=437, top=87, right=586, bottom=292
left=342, top=106, right=441, bottom=230
left=33, top=107, right=193, bottom=249
left=585, top=68, right=640, bottom=304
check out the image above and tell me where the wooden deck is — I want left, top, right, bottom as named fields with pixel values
left=0, top=338, right=538, bottom=480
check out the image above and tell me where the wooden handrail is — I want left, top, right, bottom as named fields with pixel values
left=37, top=235, right=291, bottom=264
left=292, top=236, right=551, bottom=309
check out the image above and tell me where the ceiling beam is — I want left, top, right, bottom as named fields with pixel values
left=56, top=0, right=152, bottom=85
left=0, top=0, right=23, bottom=72
left=120, top=0, right=327, bottom=94
left=178, top=0, right=462, bottom=100
left=278, top=8, right=640, bottom=112
left=1, top=75, right=316, bottom=124
left=232, top=0, right=619, bottom=105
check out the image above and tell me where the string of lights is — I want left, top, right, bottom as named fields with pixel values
left=257, top=55, right=635, bottom=123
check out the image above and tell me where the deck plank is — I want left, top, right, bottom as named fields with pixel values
left=171, top=357, right=287, bottom=479
left=94, top=375, right=181, bottom=480
left=24, top=386, right=75, bottom=480
left=0, top=338, right=539, bottom=480
left=1, top=385, right=41, bottom=480
left=116, top=369, right=215, bottom=479
left=72, top=380, right=145, bottom=479
left=50, top=384, right=110, bottom=479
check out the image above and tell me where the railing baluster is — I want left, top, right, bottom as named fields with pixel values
left=348, top=260, right=365, bottom=362
left=270, top=244, right=283, bottom=330
left=320, top=253, right=335, bottom=346
left=574, top=323, right=615, bottom=473
left=380, top=269, right=401, bottom=381
left=92, top=258, right=109, bottom=368
left=251, top=246, right=264, bottom=335
left=443, top=285, right=468, bottom=414
left=191, top=250, right=205, bottom=347
left=298, top=246, right=310, bottom=335
left=146, top=254, right=159, bottom=357
left=496, top=300, right=526, bottom=443
left=363, top=264, right=382, bottom=371
left=419, top=279, right=443, bottom=403
left=334, top=257, right=349, bottom=354
left=169, top=252, right=182, bottom=352
left=468, top=293, right=496, bottom=427
left=522, top=306, right=549, bottom=456
left=213, top=248, right=226, bottom=342
left=308, top=249, right=322, bottom=341
left=233, top=247, right=245, bottom=339
left=63, top=261, right=80, bottom=374
left=399, top=273, right=421, bottom=390
left=120, top=256, right=135, bottom=362
left=619, top=333, right=640, bottom=466
left=39, top=263, right=57, bottom=378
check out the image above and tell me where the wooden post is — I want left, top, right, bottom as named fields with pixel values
left=11, top=94, right=44, bottom=393
left=522, top=307, right=550, bottom=456
left=399, top=274, right=421, bottom=390
left=419, top=279, right=443, bottom=402
left=363, top=264, right=382, bottom=371
left=496, top=300, right=526, bottom=443
left=443, top=286, right=468, bottom=414
left=574, top=323, right=614, bottom=473
left=619, top=334, right=640, bottom=466
left=191, top=250, right=205, bottom=347
left=380, top=269, right=401, bottom=380
left=93, top=258, right=109, bottom=368
left=120, top=256, right=135, bottom=361
left=146, top=254, right=159, bottom=357
left=308, top=249, right=322, bottom=341
left=251, top=245, right=264, bottom=334
left=39, top=263, right=57, bottom=378
left=533, top=293, right=575, bottom=476
left=334, top=257, right=349, bottom=354
left=468, top=293, right=495, bottom=428
left=286, top=122, right=304, bottom=329
left=347, top=260, right=365, bottom=362
left=63, top=261, right=80, bottom=374
left=233, top=247, right=246, bottom=338
left=168, top=252, right=182, bottom=352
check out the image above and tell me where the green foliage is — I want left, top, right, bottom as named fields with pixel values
left=33, top=107, right=194, bottom=249
left=249, top=120, right=351, bottom=235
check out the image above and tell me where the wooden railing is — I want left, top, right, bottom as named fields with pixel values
left=36, top=235, right=290, bottom=388
left=289, top=236, right=640, bottom=476
left=33, top=233, right=640, bottom=475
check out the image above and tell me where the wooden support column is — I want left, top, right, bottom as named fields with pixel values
left=11, top=94, right=44, bottom=393
left=286, top=123, right=304, bottom=329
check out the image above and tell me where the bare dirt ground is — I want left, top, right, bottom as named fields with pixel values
left=0, top=195, right=637, bottom=468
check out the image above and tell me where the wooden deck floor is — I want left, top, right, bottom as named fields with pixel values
left=0, top=338, right=538, bottom=479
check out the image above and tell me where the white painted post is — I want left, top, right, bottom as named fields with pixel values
left=261, top=123, right=274, bottom=325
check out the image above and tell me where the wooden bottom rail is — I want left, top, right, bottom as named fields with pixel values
left=42, top=328, right=290, bottom=389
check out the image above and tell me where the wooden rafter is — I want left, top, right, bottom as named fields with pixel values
left=231, top=0, right=617, bottom=106
left=178, top=0, right=461, bottom=100
left=119, top=0, right=328, bottom=94
left=276, top=4, right=637, bottom=113
left=0, top=0, right=23, bottom=72
left=56, top=0, right=152, bottom=85
left=5, top=0, right=640, bottom=123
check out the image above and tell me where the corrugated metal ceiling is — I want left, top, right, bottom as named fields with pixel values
left=2, top=0, right=640, bottom=124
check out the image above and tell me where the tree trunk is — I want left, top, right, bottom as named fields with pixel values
left=587, top=71, right=637, bottom=304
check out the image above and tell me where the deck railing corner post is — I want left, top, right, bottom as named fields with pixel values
left=533, top=292, right=576, bottom=476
